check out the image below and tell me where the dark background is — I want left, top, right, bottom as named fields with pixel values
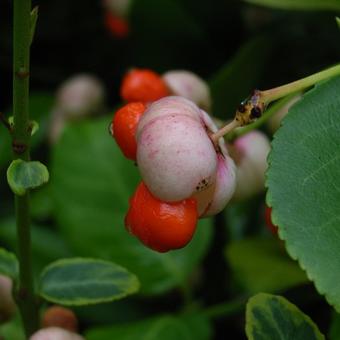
left=1, top=0, right=339, bottom=112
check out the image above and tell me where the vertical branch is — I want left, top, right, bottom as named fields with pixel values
left=13, top=0, right=39, bottom=336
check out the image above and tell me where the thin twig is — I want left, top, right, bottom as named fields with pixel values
left=210, top=119, right=240, bottom=144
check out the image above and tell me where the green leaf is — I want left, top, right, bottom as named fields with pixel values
left=0, top=248, right=18, bottom=280
left=86, top=313, right=212, bottom=340
left=7, top=160, right=49, bottom=196
left=226, top=238, right=308, bottom=294
left=336, top=17, right=340, bottom=29
left=38, top=258, right=140, bottom=306
left=244, top=0, right=340, bottom=11
left=266, top=76, right=340, bottom=311
left=246, top=293, right=325, bottom=340
left=51, top=117, right=212, bottom=295
left=209, top=36, right=272, bottom=119
left=30, top=6, right=38, bottom=45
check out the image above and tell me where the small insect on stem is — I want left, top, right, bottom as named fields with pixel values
left=235, top=90, right=265, bottom=125
left=210, top=89, right=265, bottom=144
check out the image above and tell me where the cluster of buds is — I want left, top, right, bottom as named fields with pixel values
left=49, top=74, right=105, bottom=144
left=111, top=68, right=271, bottom=252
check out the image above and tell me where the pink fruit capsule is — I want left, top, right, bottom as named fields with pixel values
left=136, top=96, right=236, bottom=216
left=231, top=130, right=271, bottom=201
left=162, top=70, right=211, bottom=111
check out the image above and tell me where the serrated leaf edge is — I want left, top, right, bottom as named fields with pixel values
left=265, top=79, right=340, bottom=312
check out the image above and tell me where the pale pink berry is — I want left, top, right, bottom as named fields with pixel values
left=136, top=96, right=236, bottom=216
left=231, top=131, right=271, bottom=201
left=0, top=275, right=16, bottom=324
left=48, top=110, right=66, bottom=145
left=162, top=70, right=211, bottom=111
left=137, top=112, right=216, bottom=202
left=267, top=94, right=301, bottom=133
left=30, top=327, right=85, bottom=340
left=136, top=96, right=200, bottom=133
left=55, top=74, right=105, bottom=119
left=49, top=75, right=105, bottom=144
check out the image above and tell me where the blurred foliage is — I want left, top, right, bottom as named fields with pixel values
left=226, top=237, right=308, bottom=294
left=86, top=313, right=212, bottom=340
left=246, top=293, right=325, bottom=340
left=0, top=0, right=339, bottom=338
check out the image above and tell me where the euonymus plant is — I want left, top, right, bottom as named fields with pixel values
left=0, top=0, right=340, bottom=339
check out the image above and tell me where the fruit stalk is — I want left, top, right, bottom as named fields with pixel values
left=260, top=63, right=340, bottom=104
left=212, top=64, right=340, bottom=141
left=210, top=119, right=240, bottom=144
left=13, top=0, right=39, bottom=335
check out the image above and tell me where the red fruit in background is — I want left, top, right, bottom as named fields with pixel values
left=125, top=182, right=198, bottom=252
left=42, top=306, right=78, bottom=333
left=111, top=102, right=146, bottom=160
left=120, top=69, right=170, bottom=103
left=105, top=12, right=129, bottom=39
left=265, top=206, right=278, bottom=235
